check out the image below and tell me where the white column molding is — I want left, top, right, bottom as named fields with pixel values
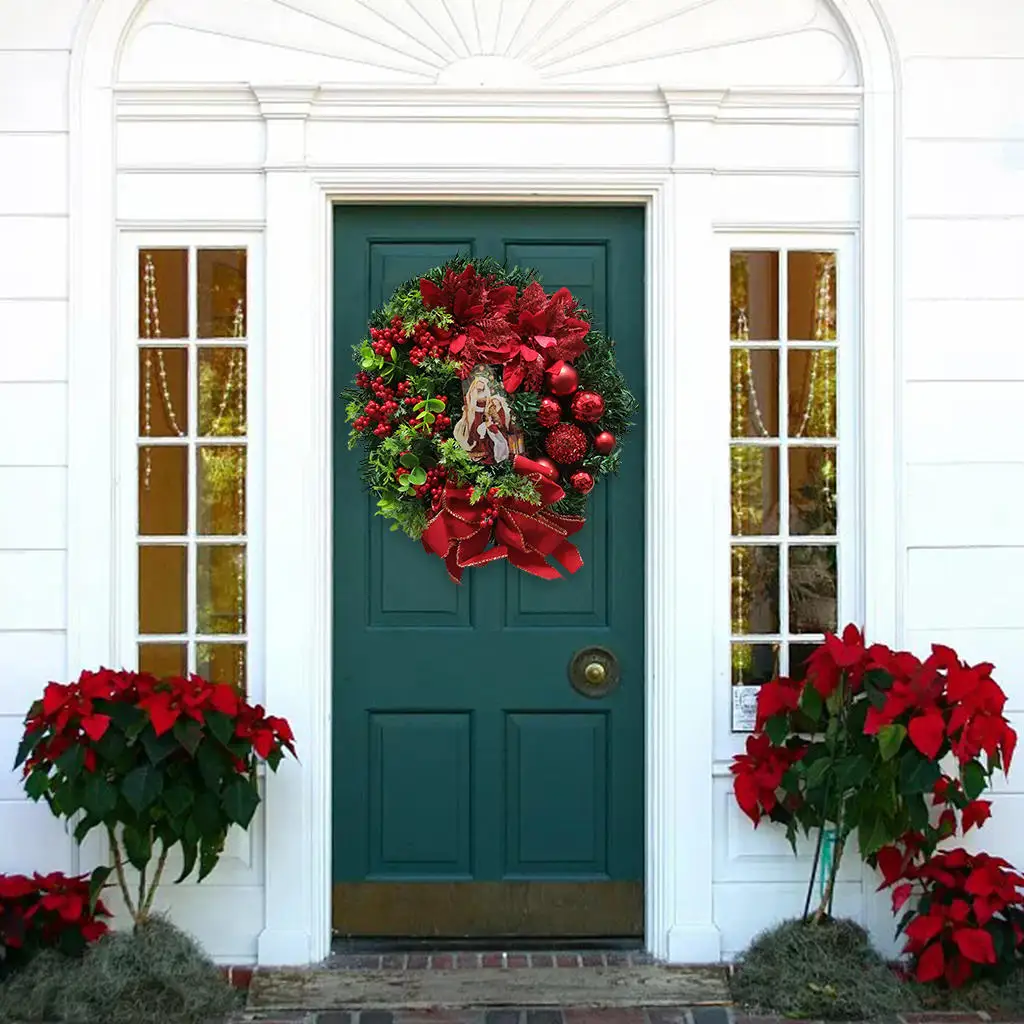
left=256, top=87, right=331, bottom=965
left=646, top=96, right=722, bottom=963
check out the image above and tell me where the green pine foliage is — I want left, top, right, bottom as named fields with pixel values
left=344, top=254, right=638, bottom=544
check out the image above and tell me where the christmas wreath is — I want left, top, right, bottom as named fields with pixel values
left=343, top=256, right=637, bottom=582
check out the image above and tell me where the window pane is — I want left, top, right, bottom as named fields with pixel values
left=731, top=446, right=779, bottom=536
left=731, top=251, right=779, bottom=340
left=788, top=349, right=836, bottom=438
left=197, top=642, right=247, bottom=693
left=731, top=349, right=778, bottom=438
left=732, top=642, right=780, bottom=686
left=198, top=249, right=247, bottom=339
left=197, top=446, right=246, bottom=536
left=197, top=544, right=246, bottom=635
left=731, top=545, right=779, bottom=634
left=790, top=642, right=820, bottom=683
left=198, top=348, right=247, bottom=437
left=139, top=545, right=187, bottom=634
left=789, top=545, right=837, bottom=634
left=138, top=642, right=186, bottom=679
left=789, top=448, right=837, bottom=536
left=139, top=249, right=188, bottom=340
left=139, top=445, right=188, bottom=536
left=139, top=347, right=187, bottom=438
left=788, top=251, right=836, bottom=342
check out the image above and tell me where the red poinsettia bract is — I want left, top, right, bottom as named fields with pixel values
left=730, top=733, right=807, bottom=825
left=880, top=848, right=1024, bottom=987
left=419, top=267, right=590, bottom=393
left=0, top=871, right=110, bottom=976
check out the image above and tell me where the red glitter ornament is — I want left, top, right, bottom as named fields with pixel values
left=571, top=390, right=605, bottom=424
left=546, top=361, right=579, bottom=396
left=545, top=422, right=589, bottom=465
left=533, top=457, right=560, bottom=480
left=594, top=431, right=616, bottom=455
left=536, top=397, right=562, bottom=428
left=570, top=471, right=595, bottom=494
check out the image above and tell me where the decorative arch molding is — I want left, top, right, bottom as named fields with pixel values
left=67, top=0, right=900, bottom=967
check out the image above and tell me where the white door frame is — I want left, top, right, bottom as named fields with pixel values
left=67, top=0, right=900, bottom=967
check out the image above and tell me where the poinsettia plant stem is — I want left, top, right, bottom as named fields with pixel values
left=106, top=824, right=138, bottom=922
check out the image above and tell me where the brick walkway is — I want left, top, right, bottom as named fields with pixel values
left=230, top=1009, right=1019, bottom=1024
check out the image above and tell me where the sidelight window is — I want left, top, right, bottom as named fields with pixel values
left=133, top=245, right=252, bottom=693
left=727, top=243, right=853, bottom=730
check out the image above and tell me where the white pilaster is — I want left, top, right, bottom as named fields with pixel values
left=647, top=92, right=723, bottom=964
left=254, top=86, right=332, bottom=966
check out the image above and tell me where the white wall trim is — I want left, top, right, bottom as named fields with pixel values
left=69, top=0, right=900, bottom=966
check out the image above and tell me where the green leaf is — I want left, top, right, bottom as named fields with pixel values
left=205, top=710, right=234, bottom=748
left=56, top=743, right=86, bottom=781
left=878, top=723, right=907, bottom=762
left=142, top=728, right=178, bottom=765
left=963, top=760, right=987, bottom=801
left=104, top=701, right=145, bottom=734
left=24, top=768, right=50, bottom=801
left=122, top=823, right=152, bottom=871
left=13, top=728, right=44, bottom=770
left=857, top=813, right=890, bottom=857
left=191, top=791, right=224, bottom=840
left=799, top=684, right=823, bottom=722
left=765, top=715, right=789, bottom=747
left=900, top=753, right=941, bottom=795
left=82, top=773, right=118, bottom=819
left=198, top=833, right=227, bottom=882
left=426, top=399, right=444, bottom=412
left=163, top=784, right=195, bottom=819
left=122, top=763, right=163, bottom=813
left=222, top=778, right=260, bottom=828
left=421, top=412, right=435, bottom=427
left=197, top=740, right=226, bottom=790
left=805, top=757, right=832, bottom=790
left=88, top=866, right=113, bottom=912
left=408, top=467, right=427, bottom=486
left=176, top=838, right=199, bottom=883
left=399, top=453, right=419, bottom=469
left=174, top=718, right=204, bottom=757
left=907, top=792, right=930, bottom=831
left=836, top=754, right=872, bottom=790
left=74, top=815, right=101, bottom=843
left=390, top=347, right=397, bottom=361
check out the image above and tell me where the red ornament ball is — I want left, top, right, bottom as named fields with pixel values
left=570, top=471, right=595, bottom=495
left=545, top=422, right=589, bottom=465
left=571, top=390, right=605, bottom=424
left=536, top=396, right=562, bottom=428
left=532, top=456, right=559, bottom=480
left=546, top=362, right=579, bottom=396
left=594, top=431, right=617, bottom=455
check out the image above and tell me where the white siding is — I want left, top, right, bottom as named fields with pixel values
left=893, top=2, right=1024, bottom=971
left=0, top=0, right=81, bottom=948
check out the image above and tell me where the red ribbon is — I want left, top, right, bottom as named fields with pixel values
left=421, top=456, right=585, bottom=583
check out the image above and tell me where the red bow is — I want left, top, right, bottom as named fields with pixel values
left=421, top=456, right=585, bottom=582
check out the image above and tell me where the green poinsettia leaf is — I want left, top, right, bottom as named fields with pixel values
left=878, top=723, right=907, bottom=762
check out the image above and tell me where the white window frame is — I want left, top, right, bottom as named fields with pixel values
left=713, top=231, right=862, bottom=759
left=115, top=231, right=265, bottom=705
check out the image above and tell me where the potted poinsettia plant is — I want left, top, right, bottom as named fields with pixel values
left=731, top=626, right=1017, bottom=929
left=0, top=871, right=111, bottom=978
left=14, top=669, right=295, bottom=926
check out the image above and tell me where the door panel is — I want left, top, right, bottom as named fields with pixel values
left=332, top=205, right=645, bottom=937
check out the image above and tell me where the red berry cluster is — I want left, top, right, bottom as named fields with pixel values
left=369, top=316, right=406, bottom=358
left=352, top=376, right=400, bottom=437
left=424, top=466, right=449, bottom=507
left=409, top=321, right=451, bottom=366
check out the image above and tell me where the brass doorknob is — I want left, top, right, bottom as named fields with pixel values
left=584, top=661, right=607, bottom=685
left=568, top=646, right=620, bottom=698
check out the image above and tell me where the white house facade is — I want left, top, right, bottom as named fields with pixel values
left=1, top=0, right=1023, bottom=969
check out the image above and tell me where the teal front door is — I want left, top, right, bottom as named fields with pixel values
left=332, top=206, right=645, bottom=938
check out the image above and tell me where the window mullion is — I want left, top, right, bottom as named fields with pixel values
left=187, top=247, right=199, bottom=674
